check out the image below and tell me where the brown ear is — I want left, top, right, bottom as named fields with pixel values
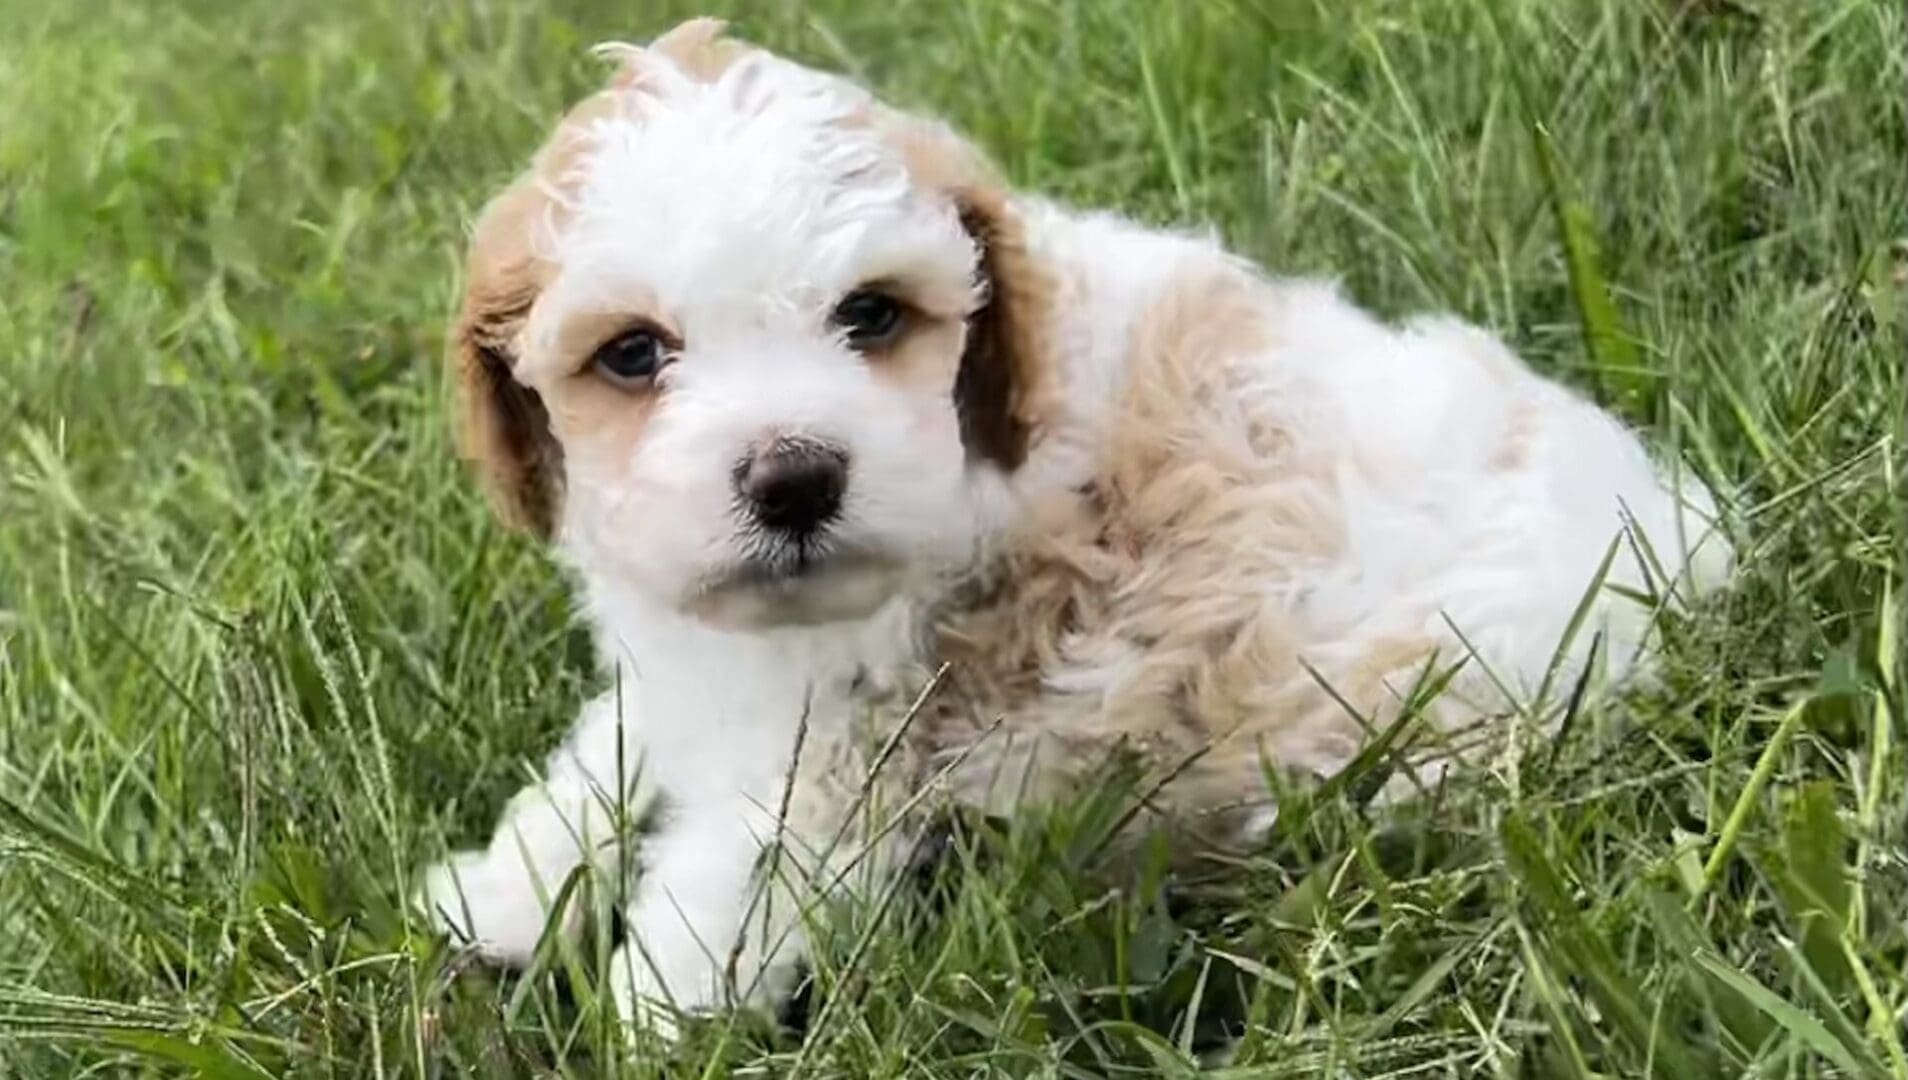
left=952, top=185, right=1049, bottom=469
left=451, top=179, right=562, bottom=537
left=883, top=117, right=1051, bottom=470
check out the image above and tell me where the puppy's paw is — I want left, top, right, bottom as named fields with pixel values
left=606, top=916, right=803, bottom=1045
left=416, top=849, right=575, bottom=966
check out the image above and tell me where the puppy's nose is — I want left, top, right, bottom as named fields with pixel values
left=738, top=440, right=848, bottom=537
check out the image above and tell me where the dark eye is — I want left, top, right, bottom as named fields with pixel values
left=831, top=289, right=905, bottom=349
left=591, top=329, right=666, bottom=387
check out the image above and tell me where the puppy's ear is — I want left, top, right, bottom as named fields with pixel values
left=886, top=118, right=1051, bottom=470
left=952, top=183, right=1049, bottom=469
left=451, top=180, right=562, bottom=537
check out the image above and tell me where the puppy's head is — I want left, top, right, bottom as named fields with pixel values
left=452, top=19, right=1046, bottom=627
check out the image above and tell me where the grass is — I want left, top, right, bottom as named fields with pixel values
left=0, top=0, right=1902, bottom=1075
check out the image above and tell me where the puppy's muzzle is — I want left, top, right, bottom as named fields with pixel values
left=735, top=438, right=849, bottom=540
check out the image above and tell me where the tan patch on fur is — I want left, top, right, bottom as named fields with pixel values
left=928, top=268, right=1460, bottom=849
left=544, top=378, right=662, bottom=493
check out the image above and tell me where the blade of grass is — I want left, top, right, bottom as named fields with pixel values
left=1531, top=125, right=1648, bottom=413
left=1691, top=953, right=1876, bottom=1078
left=1691, top=699, right=1809, bottom=906
left=1502, top=813, right=1709, bottom=1076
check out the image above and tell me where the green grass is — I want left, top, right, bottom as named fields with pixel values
left=1, top=0, right=1903, bottom=1075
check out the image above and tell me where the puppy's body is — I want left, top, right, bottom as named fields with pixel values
left=422, top=20, right=1730, bottom=1031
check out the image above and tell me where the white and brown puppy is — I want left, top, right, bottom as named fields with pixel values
left=421, top=18, right=1731, bottom=1033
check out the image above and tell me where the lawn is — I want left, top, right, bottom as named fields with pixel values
left=0, top=0, right=1902, bottom=1075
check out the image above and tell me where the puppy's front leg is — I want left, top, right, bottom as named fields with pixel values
left=611, top=807, right=805, bottom=1035
left=421, top=694, right=649, bottom=964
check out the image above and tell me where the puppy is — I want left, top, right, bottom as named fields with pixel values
left=420, top=18, right=1731, bottom=1033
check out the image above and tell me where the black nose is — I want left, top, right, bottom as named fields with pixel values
left=738, top=440, right=848, bottom=537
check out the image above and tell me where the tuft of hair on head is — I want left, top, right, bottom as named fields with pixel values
left=593, top=17, right=756, bottom=92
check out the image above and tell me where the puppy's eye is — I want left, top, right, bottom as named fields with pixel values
left=591, top=329, right=667, bottom=387
left=831, top=289, right=905, bottom=349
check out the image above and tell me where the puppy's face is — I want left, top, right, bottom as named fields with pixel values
left=454, top=20, right=1043, bottom=628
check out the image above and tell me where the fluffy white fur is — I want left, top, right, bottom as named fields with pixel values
left=421, top=19, right=1733, bottom=1036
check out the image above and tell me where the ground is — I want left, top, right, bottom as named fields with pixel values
left=0, top=0, right=1903, bottom=1076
